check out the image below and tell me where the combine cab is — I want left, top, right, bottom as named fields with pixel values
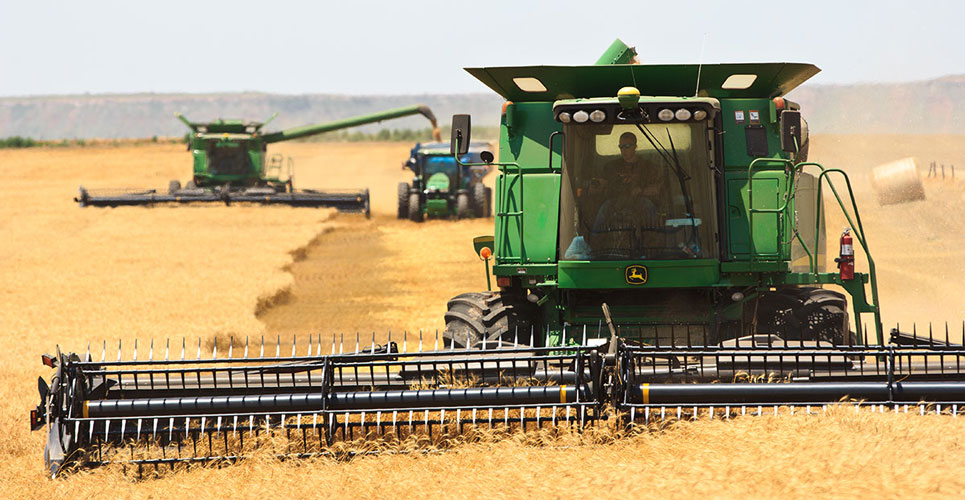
left=398, top=141, right=494, bottom=221
left=30, top=40, right=965, bottom=477
left=76, top=105, right=443, bottom=215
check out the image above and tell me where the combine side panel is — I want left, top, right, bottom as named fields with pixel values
left=726, top=172, right=786, bottom=260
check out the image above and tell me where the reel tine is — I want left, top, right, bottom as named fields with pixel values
left=291, top=334, right=297, bottom=358
left=371, top=332, right=376, bottom=354
left=197, top=337, right=202, bottom=360
left=132, top=339, right=137, bottom=362
left=117, top=339, right=122, bottom=362
left=355, top=332, right=359, bottom=354
left=331, top=334, right=336, bottom=355
left=275, top=335, right=280, bottom=358
left=419, top=331, right=423, bottom=353
left=228, top=336, right=233, bottom=359
left=260, top=336, right=265, bottom=358
left=307, top=334, right=312, bottom=357
left=85, top=341, right=90, bottom=361
left=582, top=325, right=587, bottom=346
left=165, top=338, right=170, bottom=361
left=101, top=340, right=106, bottom=363
left=180, top=337, right=186, bottom=361
left=212, top=340, right=217, bottom=360
left=148, top=339, right=154, bottom=361
left=244, top=336, right=249, bottom=358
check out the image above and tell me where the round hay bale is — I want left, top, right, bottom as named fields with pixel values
left=869, top=157, right=925, bottom=205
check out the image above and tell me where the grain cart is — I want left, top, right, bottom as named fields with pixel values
left=398, top=141, right=494, bottom=221
left=75, top=105, right=442, bottom=215
left=31, top=45, right=965, bottom=478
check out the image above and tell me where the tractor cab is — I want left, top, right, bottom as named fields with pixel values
left=405, top=141, right=492, bottom=193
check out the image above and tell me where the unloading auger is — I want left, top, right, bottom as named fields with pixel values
left=29, top=325, right=965, bottom=477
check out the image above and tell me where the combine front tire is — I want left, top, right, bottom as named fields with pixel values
left=408, top=193, right=424, bottom=222
left=397, top=182, right=410, bottom=219
left=471, top=183, right=487, bottom=218
left=456, top=193, right=470, bottom=219
left=168, top=180, right=181, bottom=195
left=443, top=291, right=538, bottom=348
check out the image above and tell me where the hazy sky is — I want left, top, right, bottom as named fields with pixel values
left=2, top=0, right=962, bottom=97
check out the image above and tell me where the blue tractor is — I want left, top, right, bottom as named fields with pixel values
left=398, top=141, right=493, bottom=222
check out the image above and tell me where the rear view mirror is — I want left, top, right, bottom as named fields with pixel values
left=480, top=151, right=494, bottom=163
left=780, top=110, right=802, bottom=153
left=450, top=115, right=471, bottom=156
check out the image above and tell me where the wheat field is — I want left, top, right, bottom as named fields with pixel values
left=2, top=137, right=965, bottom=498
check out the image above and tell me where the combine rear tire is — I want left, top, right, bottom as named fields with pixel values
left=168, top=180, right=181, bottom=195
left=397, top=182, right=410, bottom=219
left=443, top=291, right=538, bottom=349
left=757, top=288, right=855, bottom=345
left=408, top=193, right=424, bottom=222
left=456, top=193, right=470, bottom=219
left=471, top=183, right=487, bottom=218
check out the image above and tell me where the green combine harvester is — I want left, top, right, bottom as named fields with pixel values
left=75, top=105, right=442, bottom=214
left=32, top=41, right=965, bottom=477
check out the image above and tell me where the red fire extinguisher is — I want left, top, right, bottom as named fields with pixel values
left=836, top=228, right=854, bottom=280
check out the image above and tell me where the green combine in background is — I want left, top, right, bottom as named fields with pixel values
left=76, top=105, right=441, bottom=214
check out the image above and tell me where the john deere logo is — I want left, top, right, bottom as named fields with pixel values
left=625, top=265, right=648, bottom=285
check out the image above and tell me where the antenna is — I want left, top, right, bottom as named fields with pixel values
left=694, top=33, right=709, bottom=97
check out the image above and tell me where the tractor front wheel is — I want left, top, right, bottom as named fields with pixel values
left=484, top=187, right=493, bottom=217
left=408, top=193, right=424, bottom=222
left=443, top=291, right=538, bottom=349
left=456, top=193, right=470, bottom=219
left=471, top=183, right=487, bottom=218
left=397, top=182, right=410, bottom=219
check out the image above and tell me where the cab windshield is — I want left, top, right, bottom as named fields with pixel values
left=207, top=142, right=250, bottom=176
left=559, top=122, right=717, bottom=260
